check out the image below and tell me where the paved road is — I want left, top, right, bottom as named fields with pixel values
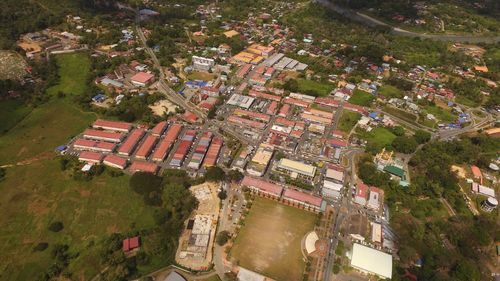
left=322, top=148, right=363, bottom=281
left=315, top=0, right=500, bottom=44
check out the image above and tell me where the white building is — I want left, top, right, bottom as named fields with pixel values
left=350, top=243, right=392, bottom=279
left=192, top=56, right=215, bottom=71
left=322, top=180, right=343, bottom=199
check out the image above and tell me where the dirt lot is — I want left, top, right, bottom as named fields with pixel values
left=149, top=99, right=177, bottom=116
left=348, top=213, right=369, bottom=238
left=230, top=197, right=316, bottom=281
left=0, top=51, right=27, bottom=80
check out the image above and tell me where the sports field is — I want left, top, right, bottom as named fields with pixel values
left=230, top=198, right=316, bottom=281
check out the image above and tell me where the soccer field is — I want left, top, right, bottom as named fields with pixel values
left=230, top=198, right=316, bottom=281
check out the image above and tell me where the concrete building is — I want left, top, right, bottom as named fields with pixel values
left=282, top=189, right=326, bottom=213
left=322, top=180, right=343, bottom=199
left=276, top=158, right=316, bottom=180
left=192, top=56, right=215, bottom=71
left=349, top=243, right=392, bottom=279
left=246, top=144, right=274, bottom=176
left=130, top=72, right=155, bottom=87
left=227, top=94, right=255, bottom=109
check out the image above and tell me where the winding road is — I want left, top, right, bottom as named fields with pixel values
left=315, top=0, right=500, bottom=43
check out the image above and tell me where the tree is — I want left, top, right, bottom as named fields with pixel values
left=391, top=125, right=405, bottom=136
left=205, top=167, right=226, bottom=182
left=216, top=231, right=231, bottom=246
left=48, top=221, right=64, bottom=233
left=451, top=260, right=481, bottom=281
left=218, top=189, right=227, bottom=200
left=227, top=169, right=243, bottom=182
left=0, top=167, right=5, bottom=182
left=392, top=136, right=418, bottom=154
left=129, top=172, right=163, bottom=195
left=414, top=130, right=431, bottom=144
left=283, top=79, right=299, bottom=92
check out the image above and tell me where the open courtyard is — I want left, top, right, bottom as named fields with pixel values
left=230, top=197, right=317, bottom=281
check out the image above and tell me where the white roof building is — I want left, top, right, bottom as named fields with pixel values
left=227, top=94, right=255, bottom=109
left=350, top=243, right=392, bottom=279
left=325, top=168, right=344, bottom=183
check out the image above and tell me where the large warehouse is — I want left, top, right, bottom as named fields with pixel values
left=349, top=243, right=392, bottom=279
left=276, top=158, right=316, bottom=180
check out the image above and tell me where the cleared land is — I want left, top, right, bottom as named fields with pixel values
left=187, top=71, right=215, bottom=81
left=337, top=111, right=361, bottom=133
left=0, top=53, right=96, bottom=165
left=0, top=159, right=156, bottom=281
left=383, top=106, right=419, bottom=126
left=0, top=51, right=27, bottom=80
left=230, top=198, right=316, bottom=281
left=349, top=89, right=374, bottom=106
left=297, top=79, right=334, bottom=97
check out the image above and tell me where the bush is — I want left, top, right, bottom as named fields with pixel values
left=33, top=242, right=49, bottom=252
left=48, top=221, right=64, bottom=232
left=205, top=167, right=226, bottom=182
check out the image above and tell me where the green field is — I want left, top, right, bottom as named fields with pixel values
left=230, top=198, right=316, bottom=281
left=378, top=85, right=404, bottom=98
left=349, top=89, right=374, bottom=106
left=383, top=106, right=419, bottom=126
left=0, top=100, right=32, bottom=135
left=358, top=127, right=397, bottom=149
left=0, top=159, right=156, bottom=280
left=0, top=53, right=96, bottom=165
left=337, top=110, right=361, bottom=133
left=425, top=105, right=456, bottom=122
left=297, top=79, right=334, bottom=97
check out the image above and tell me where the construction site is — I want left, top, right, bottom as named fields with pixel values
left=175, top=182, right=220, bottom=270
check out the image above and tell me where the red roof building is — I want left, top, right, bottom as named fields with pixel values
left=83, top=129, right=124, bottom=143
left=182, top=111, right=199, bottom=123
left=282, top=189, right=324, bottom=211
left=325, top=138, right=348, bottom=148
left=241, top=176, right=284, bottom=197
left=73, top=139, right=116, bottom=152
left=103, top=154, right=128, bottom=170
left=93, top=119, right=132, bottom=132
left=227, top=115, right=266, bottom=129
left=278, top=104, right=290, bottom=117
left=130, top=72, right=155, bottom=87
left=135, top=135, right=158, bottom=159
left=233, top=108, right=270, bottom=122
left=248, top=90, right=282, bottom=102
left=123, top=236, right=140, bottom=252
left=151, top=121, right=168, bottom=136
left=266, top=101, right=278, bottom=115
left=78, top=151, right=103, bottom=163
left=118, top=128, right=145, bottom=156
left=129, top=161, right=159, bottom=174
left=237, top=64, right=252, bottom=79
left=152, top=124, right=183, bottom=161
left=354, top=182, right=369, bottom=205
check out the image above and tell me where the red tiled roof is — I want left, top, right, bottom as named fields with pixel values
left=151, top=121, right=168, bottom=136
left=131, top=72, right=154, bottom=83
left=103, top=154, right=127, bottom=167
left=83, top=129, right=124, bottom=141
left=129, top=161, right=159, bottom=173
left=241, top=176, right=283, bottom=196
left=93, top=119, right=132, bottom=131
left=356, top=182, right=368, bottom=199
left=135, top=135, right=158, bottom=158
left=118, top=128, right=145, bottom=155
left=73, top=139, right=116, bottom=151
left=78, top=151, right=103, bottom=162
left=283, top=189, right=323, bottom=207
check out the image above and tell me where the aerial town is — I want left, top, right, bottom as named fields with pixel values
left=0, top=0, right=499, bottom=281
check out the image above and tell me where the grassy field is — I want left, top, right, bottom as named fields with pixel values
left=297, top=79, right=334, bottom=97
left=230, top=198, right=316, bottom=281
left=378, top=85, right=404, bottom=98
left=349, top=89, right=374, bottom=106
left=187, top=71, right=215, bottom=81
left=358, top=127, right=397, bottom=148
left=0, top=159, right=156, bottom=280
left=425, top=105, right=456, bottom=122
left=0, top=53, right=96, bottom=165
left=337, top=111, right=361, bottom=133
left=0, top=100, right=32, bottom=135
left=383, top=106, right=419, bottom=126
